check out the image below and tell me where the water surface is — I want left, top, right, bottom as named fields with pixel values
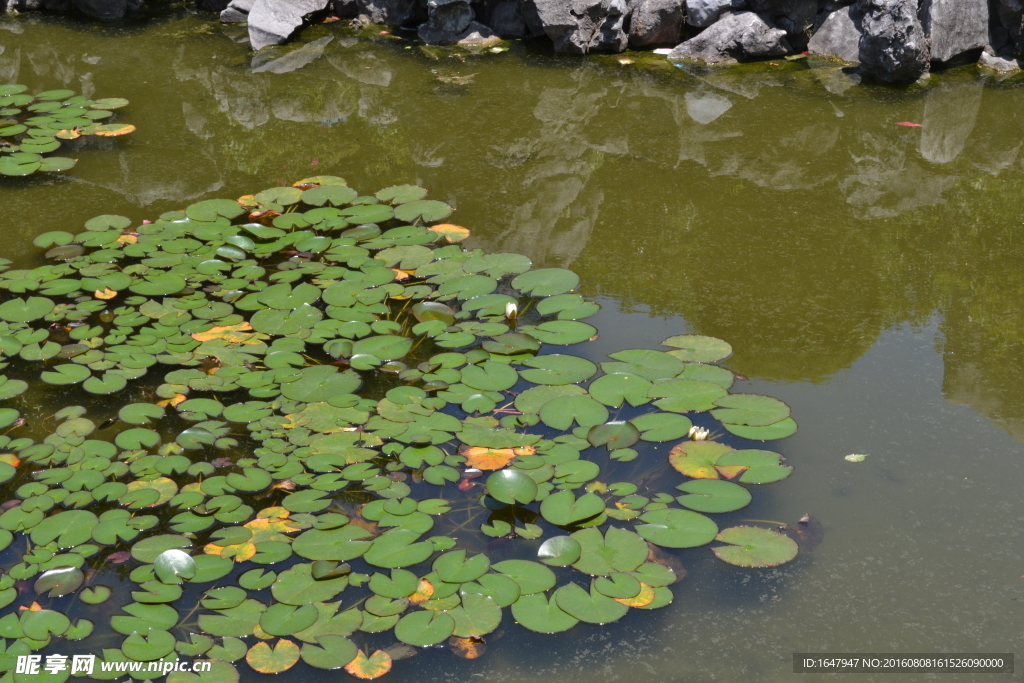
left=1, top=12, right=1023, bottom=682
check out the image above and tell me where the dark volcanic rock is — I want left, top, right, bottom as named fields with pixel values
left=858, top=0, right=929, bottom=82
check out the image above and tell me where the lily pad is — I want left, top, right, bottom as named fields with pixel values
left=712, top=526, right=798, bottom=567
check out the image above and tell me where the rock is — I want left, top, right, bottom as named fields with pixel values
left=807, top=4, right=862, bottom=62
left=355, top=0, right=421, bottom=26
left=220, top=0, right=253, bottom=23
left=628, top=0, right=683, bottom=47
left=992, top=0, right=1024, bottom=51
left=71, top=0, right=126, bottom=20
left=980, top=46, right=1023, bottom=71
left=523, top=0, right=631, bottom=53
left=667, top=10, right=791, bottom=63
left=685, top=0, right=744, bottom=28
left=456, top=20, right=503, bottom=44
left=248, top=0, right=329, bottom=50
left=419, top=0, right=475, bottom=43
left=749, top=0, right=815, bottom=37
left=919, top=0, right=987, bottom=64
left=858, top=0, right=929, bottom=83
left=490, top=1, right=527, bottom=36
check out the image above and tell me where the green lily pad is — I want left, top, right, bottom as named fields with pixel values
left=723, top=418, right=798, bottom=440
left=486, top=470, right=538, bottom=505
left=712, top=526, right=798, bottom=567
left=510, top=593, right=578, bottom=633
left=587, top=421, right=640, bottom=449
left=675, top=479, right=752, bottom=513
left=537, top=535, right=582, bottom=566
left=394, top=610, right=455, bottom=646
left=540, top=490, right=605, bottom=526
left=519, top=354, right=597, bottom=385
left=553, top=581, right=629, bottom=624
left=511, top=268, right=580, bottom=296
left=491, top=560, right=556, bottom=594
left=635, top=509, right=718, bottom=549
left=661, top=334, right=732, bottom=363
left=711, top=394, right=791, bottom=427
left=571, top=527, right=648, bottom=575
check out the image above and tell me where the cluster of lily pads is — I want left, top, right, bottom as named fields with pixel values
left=0, top=85, right=134, bottom=177
left=0, top=178, right=799, bottom=681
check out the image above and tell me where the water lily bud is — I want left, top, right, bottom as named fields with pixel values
left=505, top=302, right=518, bottom=320
left=687, top=425, right=710, bottom=441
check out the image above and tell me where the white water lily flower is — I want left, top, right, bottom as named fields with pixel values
left=688, top=425, right=709, bottom=441
left=505, top=302, right=518, bottom=320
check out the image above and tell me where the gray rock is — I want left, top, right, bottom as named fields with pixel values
left=858, top=0, right=928, bottom=83
left=355, top=0, right=420, bottom=26
left=685, top=0, right=743, bottom=28
left=248, top=0, right=329, bottom=50
left=456, top=20, right=503, bottom=44
left=490, top=1, right=527, bottom=35
left=71, top=0, right=126, bottom=20
left=220, top=0, right=253, bottom=23
left=628, top=0, right=683, bottom=47
left=807, top=4, right=862, bottom=62
left=979, top=47, right=1022, bottom=71
left=919, top=0, right=987, bottom=63
left=668, top=10, right=791, bottom=63
left=523, top=0, right=631, bottom=53
left=418, top=0, right=475, bottom=43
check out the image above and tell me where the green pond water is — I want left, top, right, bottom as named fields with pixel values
left=2, top=10, right=1024, bottom=682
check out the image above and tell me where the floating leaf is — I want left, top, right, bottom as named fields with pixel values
left=711, top=394, right=791, bottom=427
left=486, top=470, right=538, bottom=505
left=537, top=535, right=582, bottom=566
left=510, top=593, right=577, bottom=633
left=246, top=639, right=300, bottom=673
left=344, top=650, right=392, bottom=679
left=712, top=526, right=798, bottom=567
left=675, top=479, right=751, bottom=513
left=635, top=509, right=718, bottom=549
left=660, top=334, right=732, bottom=362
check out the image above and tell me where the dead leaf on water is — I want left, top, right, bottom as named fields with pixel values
left=448, top=636, right=486, bottom=659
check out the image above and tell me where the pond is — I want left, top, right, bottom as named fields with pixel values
left=2, top=10, right=1024, bottom=683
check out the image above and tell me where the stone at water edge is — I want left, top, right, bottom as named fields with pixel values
left=919, top=0, right=987, bottom=65
left=627, top=0, right=683, bottom=48
left=858, top=0, right=929, bottom=83
left=685, top=0, right=742, bottom=28
left=220, top=0, right=253, bottom=23
left=979, top=47, right=1023, bottom=72
left=521, top=0, right=631, bottom=54
left=667, top=11, right=791, bottom=64
left=248, top=0, right=330, bottom=50
left=418, top=0, right=474, bottom=44
left=806, top=4, right=863, bottom=63
left=488, top=1, right=527, bottom=37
